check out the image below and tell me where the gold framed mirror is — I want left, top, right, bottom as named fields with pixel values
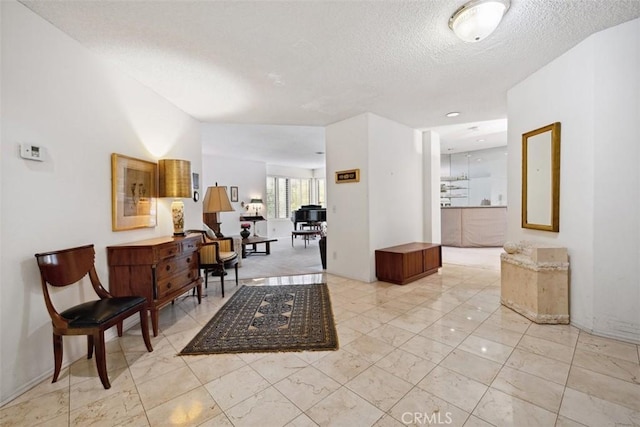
left=522, top=122, right=561, bottom=232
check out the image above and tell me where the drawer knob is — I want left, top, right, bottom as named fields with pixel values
left=167, top=282, right=172, bottom=289
left=165, top=265, right=171, bottom=271
left=186, top=257, right=191, bottom=263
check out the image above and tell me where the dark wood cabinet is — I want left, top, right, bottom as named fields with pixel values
left=107, top=234, right=203, bottom=336
left=375, top=242, right=442, bottom=285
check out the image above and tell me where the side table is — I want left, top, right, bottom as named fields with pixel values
left=241, top=236, right=278, bottom=258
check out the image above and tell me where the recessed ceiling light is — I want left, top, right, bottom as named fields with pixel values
left=446, top=112, right=460, bottom=118
left=468, top=126, right=479, bottom=131
left=477, top=138, right=485, bottom=142
left=315, top=151, right=325, bottom=155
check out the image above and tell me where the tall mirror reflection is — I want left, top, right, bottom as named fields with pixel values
left=522, top=122, right=561, bottom=232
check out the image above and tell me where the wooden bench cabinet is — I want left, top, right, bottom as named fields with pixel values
left=107, top=234, right=203, bottom=336
left=375, top=242, right=442, bottom=285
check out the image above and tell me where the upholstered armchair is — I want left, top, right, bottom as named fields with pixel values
left=187, top=230, right=239, bottom=297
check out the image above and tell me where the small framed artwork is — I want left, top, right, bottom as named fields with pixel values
left=335, top=168, right=360, bottom=184
left=230, top=186, right=239, bottom=202
left=111, top=153, right=158, bottom=231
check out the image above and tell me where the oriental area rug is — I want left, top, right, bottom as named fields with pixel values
left=180, top=284, right=339, bottom=355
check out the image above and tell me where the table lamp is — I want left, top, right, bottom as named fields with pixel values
left=159, top=159, right=192, bottom=236
left=249, top=198, right=263, bottom=217
left=203, top=185, right=235, bottom=237
left=248, top=198, right=263, bottom=236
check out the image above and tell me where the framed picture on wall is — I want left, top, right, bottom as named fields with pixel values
left=335, top=168, right=360, bottom=183
left=230, top=186, right=238, bottom=202
left=111, top=153, right=157, bottom=231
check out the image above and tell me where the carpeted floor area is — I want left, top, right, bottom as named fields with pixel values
left=233, top=234, right=325, bottom=281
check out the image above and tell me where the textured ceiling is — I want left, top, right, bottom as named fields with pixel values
left=21, top=0, right=640, bottom=168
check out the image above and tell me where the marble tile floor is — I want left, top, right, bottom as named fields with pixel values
left=2, top=264, right=639, bottom=426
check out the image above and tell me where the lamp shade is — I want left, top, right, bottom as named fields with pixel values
left=158, top=159, right=191, bottom=198
left=203, top=186, right=235, bottom=213
left=449, top=0, right=510, bottom=43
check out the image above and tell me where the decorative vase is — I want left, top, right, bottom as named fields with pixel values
left=240, top=228, right=250, bottom=239
left=503, top=241, right=519, bottom=254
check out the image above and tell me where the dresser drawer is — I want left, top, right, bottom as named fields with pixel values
left=156, top=253, right=197, bottom=280
left=181, top=238, right=200, bottom=254
left=157, top=267, right=199, bottom=299
left=157, top=242, right=181, bottom=260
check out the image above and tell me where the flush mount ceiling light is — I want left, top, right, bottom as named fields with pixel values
left=446, top=111, right=460, bottom=117
left=449, top=0, right=510, bottom=43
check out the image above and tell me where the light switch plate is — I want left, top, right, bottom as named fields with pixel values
left=20, top=143, right=45, bottom=161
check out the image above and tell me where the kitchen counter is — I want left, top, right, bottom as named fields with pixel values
left=441, top=206, right=507, bottom=247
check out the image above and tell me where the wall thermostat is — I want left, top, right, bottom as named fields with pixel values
left=20, top=143, right=45, bottom=161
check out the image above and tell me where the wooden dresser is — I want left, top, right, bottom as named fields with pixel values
left=107, top=234, right=202, bottom=336
left=375, top=242, right=442, bottom=285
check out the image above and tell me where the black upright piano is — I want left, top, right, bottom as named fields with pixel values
left=291, top=205, right=327, bottom=230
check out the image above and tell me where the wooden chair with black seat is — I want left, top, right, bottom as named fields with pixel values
left=187, top=229, right=239, bottom=297
left=34, top=244, right=153, bottom=390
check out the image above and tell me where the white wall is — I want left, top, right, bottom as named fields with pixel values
left=0, top=1, right=202, bottom=404
left=591, top=19, right=640, bottom=341
left=202, top=155, right=267, bottom=236
left=368, top=114, right=423, bottom=281
left=326, top=113, right=423, bottom=282
left=326, top=114, right=370, bottom=281
left=423, top=131, right=441, bottom=243
left=507, top=18, right=639, bottom=343
left=267, top=165, right=314, bottom=178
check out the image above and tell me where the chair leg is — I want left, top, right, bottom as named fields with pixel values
left=221, top=272, right=225, bottom=298
left=52, top=334, right=63, bottom=383
left=116, top=321, right=124, bottom=337
left=93, top=331, right=111, bottom=389
left=234, top=264, right=239, bottom=287
left=139, top=309, right=153, bottom=353
left=193, top=268, right=203, bottom=296
left=87, top=334, right=94, bottom=359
